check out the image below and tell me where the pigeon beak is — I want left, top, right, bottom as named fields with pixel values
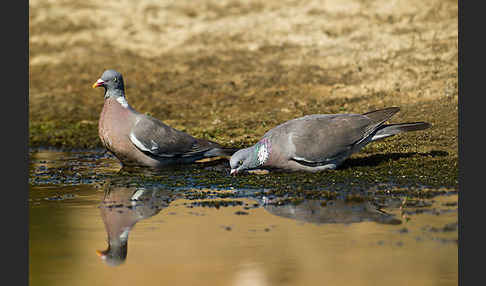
left=96, top=250, right=105, bottom=258
left=230, top=169, right=237, bottom=176
left=92, top=78, right=105, bottom=88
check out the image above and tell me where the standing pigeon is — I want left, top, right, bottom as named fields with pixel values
left=92, top=69, right=237, bottom=168
left=229, top=107, right=431, bottom=174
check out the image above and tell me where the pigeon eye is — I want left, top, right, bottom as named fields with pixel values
left=238, top=160, right=243, bottom=165
left=113, top=77, right=117, bottom=82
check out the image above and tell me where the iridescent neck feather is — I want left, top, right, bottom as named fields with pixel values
left=254, top=138, right=271, bottom=166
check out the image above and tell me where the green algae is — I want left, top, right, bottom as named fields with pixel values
left=30, top=121, right=100, bottom=149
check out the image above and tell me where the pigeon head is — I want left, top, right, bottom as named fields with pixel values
left=92, top=70, right=126, bottom=98
left=229, top=146, right=262, bottom=175
left=96, top=241, right=128, bottom=267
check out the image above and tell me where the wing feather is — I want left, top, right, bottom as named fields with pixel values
left=269, top=114, right=376, bottom=163
left=129, top=115, right=218, bottom=158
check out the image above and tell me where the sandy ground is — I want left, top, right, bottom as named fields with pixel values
left=29, top=0, right=458, bottom=157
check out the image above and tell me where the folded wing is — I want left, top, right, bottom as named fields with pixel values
left=129, top=115, right=220, bottom=158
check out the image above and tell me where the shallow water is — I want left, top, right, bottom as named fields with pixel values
left=29, top=150, right=458, bottom=286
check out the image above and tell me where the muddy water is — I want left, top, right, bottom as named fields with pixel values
left=29, top=150, right=458, bottom=286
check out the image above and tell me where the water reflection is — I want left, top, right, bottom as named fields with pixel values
left=96, top=183, right=404, bottom=267
left=97, top=181, right=178, bottom=266
left=257, top=198, right=402, bottom=225
left=29, top=150, right=457, bottom=285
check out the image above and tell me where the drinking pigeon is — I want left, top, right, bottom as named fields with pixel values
left=229, top=107, right=430, bottom=174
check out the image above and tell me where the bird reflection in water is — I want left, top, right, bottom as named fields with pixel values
left=96, top=181, right=177, bottom=266
left=257, top=197, right=402, bottom=225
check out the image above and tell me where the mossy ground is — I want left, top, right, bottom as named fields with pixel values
left=29, top=0, right=458, bottom=191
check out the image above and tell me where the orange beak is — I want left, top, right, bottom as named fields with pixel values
left=92, top=78, right=105, bottom=88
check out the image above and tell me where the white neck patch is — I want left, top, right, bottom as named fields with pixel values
left=257, top=141, right=270, bottom=165
left=120, top=228, right=130, bottom=241
left=116, top=96, right=129, bottom=108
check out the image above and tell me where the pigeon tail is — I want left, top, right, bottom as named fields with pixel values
left=371, top=122, right=431, bottom=141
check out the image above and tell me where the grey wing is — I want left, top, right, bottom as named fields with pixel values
left=129, top=115, right=217, bottom=158
left=283, top=114, right=375, bottom=163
